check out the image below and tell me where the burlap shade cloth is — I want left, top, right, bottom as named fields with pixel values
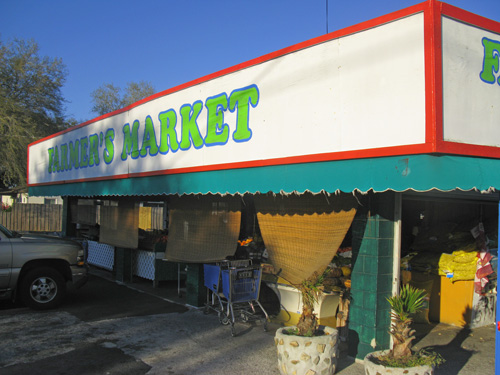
left=165, top=194, right=241, bottom=262
left=100, top=200, right=139, bottom=248
left=71, top=200, right=97, bottom=225
left=255, top=192, right=357, bottom=285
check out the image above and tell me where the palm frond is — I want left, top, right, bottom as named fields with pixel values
left=387, top=284, right=426, bottom=320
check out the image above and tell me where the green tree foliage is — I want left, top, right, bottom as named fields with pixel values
left=91, top=80, right=155, bottom=116
left=122, top=81, right=155, bottom=107
left=90, top=83, right=121, bottom=116
left=0, top=38, right=67, bottom=188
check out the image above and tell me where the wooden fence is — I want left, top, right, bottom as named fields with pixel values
left=0, top=204, right=63, bottom=232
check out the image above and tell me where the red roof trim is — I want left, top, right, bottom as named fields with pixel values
left=441, top=2, right=500, bottom=34
left=437, top=141, right=500, bottom=158
left=424, top=0, right=443, bottom=151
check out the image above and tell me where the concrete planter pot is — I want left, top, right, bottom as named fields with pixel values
left=275, top=326, right=339, bottom=375
left=364, top=350, right=434, bottom=375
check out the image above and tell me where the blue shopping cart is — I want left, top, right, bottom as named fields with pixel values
left=204, top=260, right=269, bottom=336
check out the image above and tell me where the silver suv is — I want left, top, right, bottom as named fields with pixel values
left=0, top=224, right=88, bottom=309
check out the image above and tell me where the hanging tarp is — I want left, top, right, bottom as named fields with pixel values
left=70, top=200, right=97, bottom=225
left=100, top=200, right=139, bottom=248
left=254, top=192, right=357, bottom=285
left=164, top=195, right=241, bottom=262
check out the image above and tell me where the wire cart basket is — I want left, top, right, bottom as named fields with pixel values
left=204, top=260, right=269, bottom=336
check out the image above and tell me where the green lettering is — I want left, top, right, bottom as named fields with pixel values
left=47, top=148, right=55, bottom=173
left=53, top=146, right=61, bottom=172
left=88, top=134, right=100, bottom=166
left=69, top=140, right=80, bottom=169
left=179, top=101, right=204, bottom=150
left=205, top=93, right=229, bottom=146
left=103, top=129, right=115, bottom=164
left=121, top=121, right=140, bottom=160
left=158, top=109, right=179, bottom=154
left=140, top=116, right=159, bottom=157
left=80, top=137, right=89, bottom=167
left=480, top=37, right=500, bottom=84
left=60, top=144, right=69, bottom=171
left=229, top=85, right=259, bottom=142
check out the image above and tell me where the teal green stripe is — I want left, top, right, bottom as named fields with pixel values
left=29, top=155, right=500, bottom=197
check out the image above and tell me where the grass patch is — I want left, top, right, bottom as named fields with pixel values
left=282, top=328, right=327, bottom=337
left=374, top=349, right=445, bottom=368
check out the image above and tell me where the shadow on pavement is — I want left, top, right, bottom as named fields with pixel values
left=1, top=343, right=152, bottom=375
left=412, top=321, right=495, bottom=375
left=63, top=273, right=189, bottom=322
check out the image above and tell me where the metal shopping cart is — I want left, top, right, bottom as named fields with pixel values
left=204, top=260, right=269, bottom=336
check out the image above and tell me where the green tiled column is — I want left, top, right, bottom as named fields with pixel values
left=186, top=263, right=205, bottom=307
left=61, top=197, right=76, bottom=237
left=348, top=192, right=396, bottom=359
left=114, top=247, right=133, bottom=283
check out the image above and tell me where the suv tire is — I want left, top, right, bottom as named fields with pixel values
left=20, top=267, right=67, bottom=310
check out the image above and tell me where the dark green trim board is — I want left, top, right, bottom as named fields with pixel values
left=29, top=154, right=500, bottom=197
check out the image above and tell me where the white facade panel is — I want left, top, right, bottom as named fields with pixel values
left=443, top=17, right=500, bottom=146
left=28, top=13, right=426, bottom=185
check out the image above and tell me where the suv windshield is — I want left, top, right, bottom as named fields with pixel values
left=0, top=224, right=13, bottom=238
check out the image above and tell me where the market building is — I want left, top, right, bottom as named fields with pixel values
left=28, top=0, right=499, bottom=361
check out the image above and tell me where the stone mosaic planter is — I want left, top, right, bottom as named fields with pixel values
left=364, top=350, right=434, bottom=375
left=275, top=326, right=339, bottom=375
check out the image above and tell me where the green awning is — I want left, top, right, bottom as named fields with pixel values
left=28, top=154, right=500, bottom=197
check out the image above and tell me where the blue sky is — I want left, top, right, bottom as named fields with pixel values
left=1, top=0, right=499, bottom=124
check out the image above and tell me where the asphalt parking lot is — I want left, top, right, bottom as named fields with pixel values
left=0, top=271, right=496, bottom=375
left=0, top=272, right=282, bottom=375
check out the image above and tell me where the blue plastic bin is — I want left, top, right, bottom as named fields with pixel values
left=204, top=264, right=221, bottom=293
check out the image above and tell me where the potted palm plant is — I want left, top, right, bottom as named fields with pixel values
left=275, top=269, right=339, bottom=375
left=364, top=284, right=444, bottom=375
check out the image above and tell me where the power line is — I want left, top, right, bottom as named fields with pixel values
left=326, top=0, right=329, bottom=34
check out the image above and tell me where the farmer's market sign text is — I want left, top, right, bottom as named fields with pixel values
left=46, top=85, right=259, bottom=174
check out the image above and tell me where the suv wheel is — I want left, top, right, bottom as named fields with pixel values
left=20, top=267, right=66, bottom=310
